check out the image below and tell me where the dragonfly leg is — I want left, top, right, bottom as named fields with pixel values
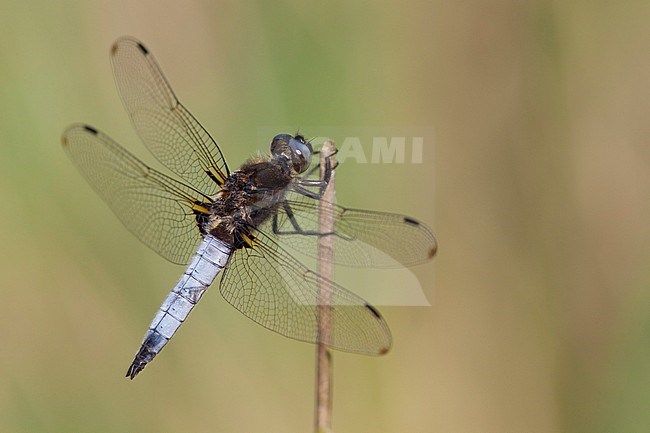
left=297, top=145, right=338, bottom=196
left=307, top=146, right=339, bottom=176
left=271, top=203, right=337, bottom=237
left=290, top=184, right=324, bottom=200
left=294, top=154, right=336, bottom=199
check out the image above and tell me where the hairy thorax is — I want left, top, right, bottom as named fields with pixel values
left=204, top=156, right=294, bottom=247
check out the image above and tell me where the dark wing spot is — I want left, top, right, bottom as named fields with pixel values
left=428, top=245, right=437, bottom=259
left=137, top=42, right=149, bottom=55
left=378, top=346, right=390, bottom=355
left=365, top=303, right=382, bottom=319
left=403, top=217, right=419, bottom=226
left=83, top=125, right=98, bottom=135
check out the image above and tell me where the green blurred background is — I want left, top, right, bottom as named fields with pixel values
left=1, top=1, right=649, bottom=432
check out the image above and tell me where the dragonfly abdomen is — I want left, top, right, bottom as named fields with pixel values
left=126, top=234, right=233, bottom=379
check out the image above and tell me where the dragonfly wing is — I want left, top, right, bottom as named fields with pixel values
left=62, top=124, right=209, bottom=265
left=219, top=229, right=392, bottom=355
left=259, top=189, right=437, bottom=268
left=110, top=36, right=229, bottom=195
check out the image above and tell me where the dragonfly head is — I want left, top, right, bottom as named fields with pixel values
left=271, top=134, right=313, bottom=173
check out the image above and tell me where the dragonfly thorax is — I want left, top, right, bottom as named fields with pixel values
left=204, top=158, right=293, bottom=247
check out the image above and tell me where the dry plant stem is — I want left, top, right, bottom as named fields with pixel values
left=315, top=140, right=336, bottom=433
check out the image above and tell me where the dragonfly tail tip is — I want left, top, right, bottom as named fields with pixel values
left=125, top=361, right=146, bottom=380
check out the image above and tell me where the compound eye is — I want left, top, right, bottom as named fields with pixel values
left=270, top=134, right=292, bottom=157
left=289, top=136, right=312, bottom=173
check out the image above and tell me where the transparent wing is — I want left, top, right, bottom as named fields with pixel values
left=110, top=36, right=229, bottom=196
left=219, top=229, right=392, bottom=355
left=62, top=124, right=210, bottom=265
left=258, top=189, right=437, bottom=268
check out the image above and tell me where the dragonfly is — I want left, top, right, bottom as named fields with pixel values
left=62, top=37, right=437, bottom=380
